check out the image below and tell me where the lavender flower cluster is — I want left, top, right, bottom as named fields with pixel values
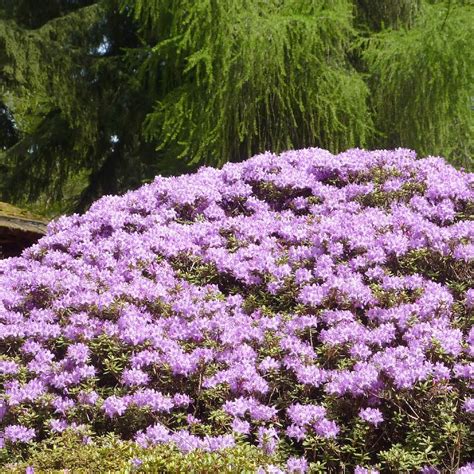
left=0, top=148, right=472, bottom=470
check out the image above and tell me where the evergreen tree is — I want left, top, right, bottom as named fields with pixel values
left=122, top=0, right=371, bottom=166
left=0, top=102, right=18, bottom=150
left=0, top=1, right=103, bottom=207
left=0, top=0, right=472, bottom=214
left=354, top=0, right=421, bottom=31
left=362, top=1, right=473, bottom=169
left=0, top=0, right=163, bottom=212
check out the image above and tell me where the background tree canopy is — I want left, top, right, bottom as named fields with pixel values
left=0, top=0, right=472, bottom=215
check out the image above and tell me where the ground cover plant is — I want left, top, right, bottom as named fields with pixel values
left=0, top=148, right=473, bottom=472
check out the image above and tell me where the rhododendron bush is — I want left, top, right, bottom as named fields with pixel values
left=0, top=148, right=473, bottom=472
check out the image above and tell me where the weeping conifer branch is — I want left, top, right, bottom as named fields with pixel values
left=362, top=2, right=473, bottom=169
left=354, top=0, right=421, bottom=31
left=0, top=3, right=105, bottom=202
left=121, top=0, right=372, bottom=167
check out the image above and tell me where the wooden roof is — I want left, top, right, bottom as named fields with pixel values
left=0, top=202, right=48, bottom=258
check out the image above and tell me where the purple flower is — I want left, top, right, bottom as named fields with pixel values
left=463, top=398, right=474, bottom=413
left=49, top=418, right=68, bottom=433
left=295, top=268, right=312, bottom=284
left=122, top=368, right=150, bottom=386
left=257, top=465, right=285, bottom=474
left=132, top=389, right=173, bottom=412
left=286, top=456, right=309, bottom=473
left=0, top=401, right=7, bottom=422
left=4, top=425, right=35, bottom=443
left=102, top=396, right=128, bottom=418
left=466, top=289, right=474, bottom=308
left=77, top=390, right=99, bottom=405
left=172, top=393, right=191, bottom=407
left=457, top=463, right=474, bottom=474
left=299, top=284, right=325, bottom=307
left=420, top=467, right=440, bottom=474
left=201, top=434, right=235, bottom=452
left=186, top=414, right=200, bottom=425
left=354, top=467, right=380, bottom=474
left=257, top=426, right=279, bottom=455
left=0, top=360, right=19, bottom=375
left=231, top=418, right=250, bottom=434
left=314, top=418, right=339, bottom=438
left=135, top=423, right=170, bottom=448
left=66, top=343, right=90, bottom=364
left=52, top=397, right=75, bottom=415
left=286, top=424, right=306, bottom=441
left=259, top=356, right=280, bottom=372
left=359, top=408, right=384, bottom=426
left=287, top=403, right=326, bottom=426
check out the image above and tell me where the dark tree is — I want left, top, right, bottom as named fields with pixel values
left=0, top=0, right=472, bottom=215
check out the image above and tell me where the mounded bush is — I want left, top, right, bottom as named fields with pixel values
left=0, top=148, right=473, bottom=472
left=4, top=431, right=277, bottom=473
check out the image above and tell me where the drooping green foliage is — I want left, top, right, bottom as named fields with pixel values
left=0, top=0, right=164, bottom=212
left=0, top=0, right=472, bottom=214
left=363, top=1, right=474, bottom=169
left=123, top=0, right=371, bottom=166
left=354, top=0, right=421, bottom=30
left=0, top=1, right=103, bottom=204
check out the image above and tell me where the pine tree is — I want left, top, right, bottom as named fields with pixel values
left=0, top=0, right=472, bottom=215
left=0, top=0, right=162, bottom=212
left=121, top=0, right=372, bottom=166
left=0, top=1, right=103, bottom=206
left=362, top=1, right=473, bottom=169
left=354, top=0, right=421, bottom=31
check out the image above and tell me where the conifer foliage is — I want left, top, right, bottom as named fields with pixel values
left=126, top=0, right=371, bottom=166
left=0, top=0, right=472, bottom=212
left=363, top=1, right=474, bottom=169
left=0, top=0, right=156, bottom=211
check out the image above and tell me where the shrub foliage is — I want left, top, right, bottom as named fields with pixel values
left=0, top=148, right=473, bottom=472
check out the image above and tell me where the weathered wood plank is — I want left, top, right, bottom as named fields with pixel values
left=0, top=202, right=49, bottom=258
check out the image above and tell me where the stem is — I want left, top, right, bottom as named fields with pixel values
left=441, top=0, right=453, bottom=30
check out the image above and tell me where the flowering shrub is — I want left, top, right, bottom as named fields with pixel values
left=3, top=431, right=278, bottom=473
left=0, top=148, right=473, bottom=471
